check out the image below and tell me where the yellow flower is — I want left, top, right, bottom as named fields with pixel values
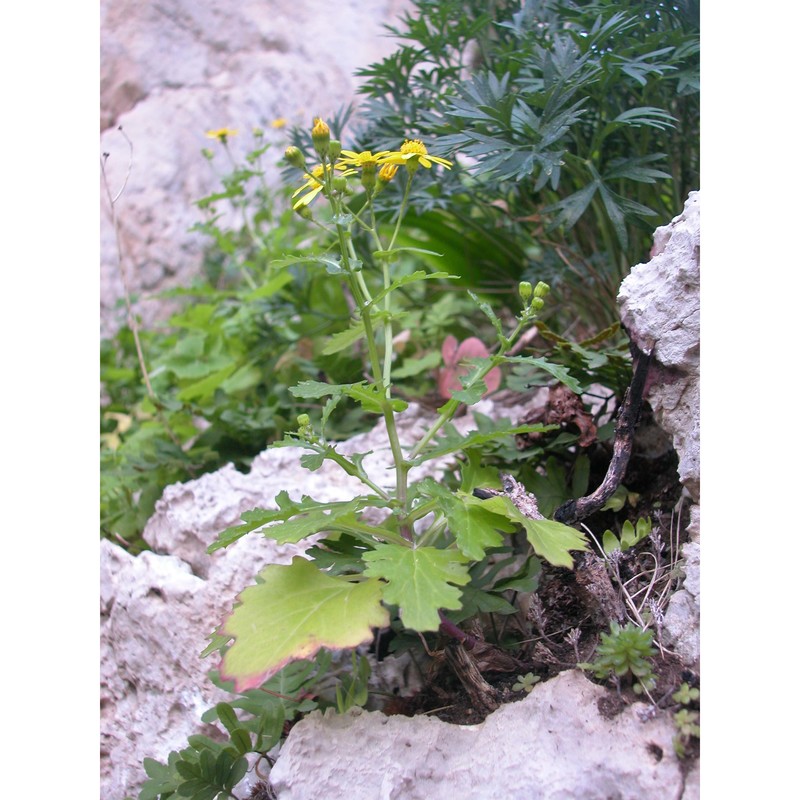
left=312, top=117, right=330, bottom=137
left=292, top=164, right=356, bottom=209
left=378, top=163, right=399, bottom=183
left=383, top=139, right=453, bottom=170
left=205, top=127, right=238, bottom=143
left=271, top=117, right=288, bottom=129
left=311, top=117, right=331, bottom=156
left=336, top=149, right=392, bottom=169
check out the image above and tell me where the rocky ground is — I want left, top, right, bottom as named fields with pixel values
left=100, top=194, right=700, bottom=799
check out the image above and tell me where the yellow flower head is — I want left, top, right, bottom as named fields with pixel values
left=271, top=117, right=287, bottom=129
left=396, top=139, right=453, bottom=170
left=205, top=127, right=238, bottom=143
left=337, top=149, right=392, bottom=169
left=292, top=163, right=355, bottom=209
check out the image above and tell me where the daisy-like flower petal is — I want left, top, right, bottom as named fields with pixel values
left=336, top=149, right=393, bottom=169
left=205, top=127, right=238, bottom=142
left=292, top=164, right=356, bottom=209
left=381, top=139, right=453, bottom=170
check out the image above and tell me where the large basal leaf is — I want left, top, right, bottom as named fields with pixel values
left=220, top=558, right=389, bottom=691
left=362, top=543, right=470, bottom=631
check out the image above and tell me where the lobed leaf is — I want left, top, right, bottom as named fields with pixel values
left=462, top=493, right=587, bottom=568
left=362, top=543, right=470, bottom=631
left=220, top=558, right=389, bottom=691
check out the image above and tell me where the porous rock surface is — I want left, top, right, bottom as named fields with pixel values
left=270, top=669, right=688, bottom=800
left=619, top=191, right=701, bottom=669
left=618, top=191, right=700, bottom=503
left=100, top=0, right=412, bottom=336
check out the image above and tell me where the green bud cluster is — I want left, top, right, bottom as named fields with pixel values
left=296, top=413, right=316, bottom=442
left=519, top=280, right=550, bottom=315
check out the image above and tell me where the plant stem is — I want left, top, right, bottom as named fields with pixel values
left=330, top=185, right=410, bottom=516
left=409, top=311, right=532, bottom=460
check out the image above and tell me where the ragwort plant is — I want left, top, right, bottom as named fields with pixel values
left=204, top=118, right=589, bottom=695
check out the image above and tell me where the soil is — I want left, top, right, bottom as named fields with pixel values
left=376, top=409, right=700, bottom=766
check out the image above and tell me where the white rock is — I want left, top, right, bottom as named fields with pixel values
left=101, top=0, right=414, bottom=336
left=663, top=505, right=700, bottom=667
left=618, top=192, right=700, bottom=502
left=269, top=669, right=688, bottom=800
left=100, top=397, right=531, bottom=799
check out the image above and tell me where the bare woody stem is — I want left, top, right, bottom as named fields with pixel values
left=554, top=339, right=653, bottom=525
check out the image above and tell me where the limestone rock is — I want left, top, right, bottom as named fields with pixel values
left=100, top=0, right=413, bottom=336
left=100, top=398, right=529, bottom=799
left=662, top=505, right=700, bottom=668
left=618, top=191, right=701, bottom=669
left=618, top=191, right=700, bottom=502
left=269, top=669, right=689, bottom=800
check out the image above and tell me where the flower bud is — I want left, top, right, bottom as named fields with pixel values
left=294, top=204, right=313, bottom=220
left=332, top=175, right=348, bottom=192
left=311, top=117, right=331, bottom=157
left=284, top=146, right=306, bottom=170
left=529, top=297, right=545, bottom=312
left=297, top=414, right=311, bottom=427
left=379, top=164, right=398, bottom=183
left=518, top=281, right=533, bottom=301
left=285, top=147, right=307, bottom=171
left=374, top=163, right=398, bottom=195
left=328, top=139, right=342, bottom=161
left=533, top=281, right=550, bottom=299
left=360, top=161, right=377, bottom=193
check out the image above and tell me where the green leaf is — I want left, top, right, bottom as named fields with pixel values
left=411, top=419, right=555, bottom=464
left=177, top=362, right=238, bottom=402
left=343, top=382, right=408, bottom=414
left=220, top=557, right=389, bottom=691
left=244, top=269, right=295, bottom=299
left=500, top=355, right=583, bottom=393
left=465, top=494, right=587, bottom=568
left=208, top=493, right=384, bottom=552
left=362, top=543, right=471, bottom=631
left=371, top=249, right=445, bottom=261
left=289, top=380, right=347, bottom=400
left=450, top=378, right=488, bottom=405
left=214, top=703, right=242, bottom=737
left=467, top=290, right=504, bottom=337
left=419, top=479, right=514, bottom=560
left=229, top=728, right=252, bottom=756
left=289, top=380, right=406, bottom=414
left=272, top=253, right=344, bottom=275
left=228, top=756, right=249, bottom=788
left=458, top=449, right=503, bottom=494
left=321, top=320, right=367, bottom=356
left=367, top=270, right=451, bottom=308
left=392, top=350, right=441, bottom=379
left=603, top=531, right=621, bottom=554
left=521, top=517, right=588, bottom=568
left=572, top=454, right=590, bottom=497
